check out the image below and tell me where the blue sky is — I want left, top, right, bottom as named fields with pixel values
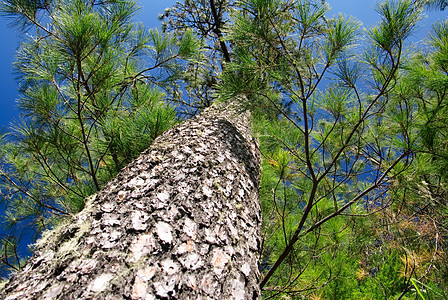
left=0, top=0, right=445, bottom=131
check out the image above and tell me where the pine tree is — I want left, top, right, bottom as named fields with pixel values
left=0, top=0, right=263, bottom=298
left=216, top=0, right=422, bottom=296
left=377, top=16, right=448, bottom=298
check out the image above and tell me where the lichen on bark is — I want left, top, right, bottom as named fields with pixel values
left=0, top=98, right=262, bottom=299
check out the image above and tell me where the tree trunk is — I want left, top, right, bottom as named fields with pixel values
left=0, top=98, right=262, bottom=299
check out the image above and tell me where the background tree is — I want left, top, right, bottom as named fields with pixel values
left=159, top=0, right=234, bottom=116
left=371, top=17, right=448, bottom=298
left=0, top=0, right=198, bottom=276
left=214, top=0, right=423, bottom=297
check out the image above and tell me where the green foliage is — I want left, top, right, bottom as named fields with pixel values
left=381, top=17, right=448, bottom=297
left=217, top=0, right=439, bottom=297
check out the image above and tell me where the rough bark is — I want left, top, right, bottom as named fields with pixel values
left=0, top=98, right=262, bottom=299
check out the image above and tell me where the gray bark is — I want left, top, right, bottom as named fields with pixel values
left=0, top=99, right=262, bottom=299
